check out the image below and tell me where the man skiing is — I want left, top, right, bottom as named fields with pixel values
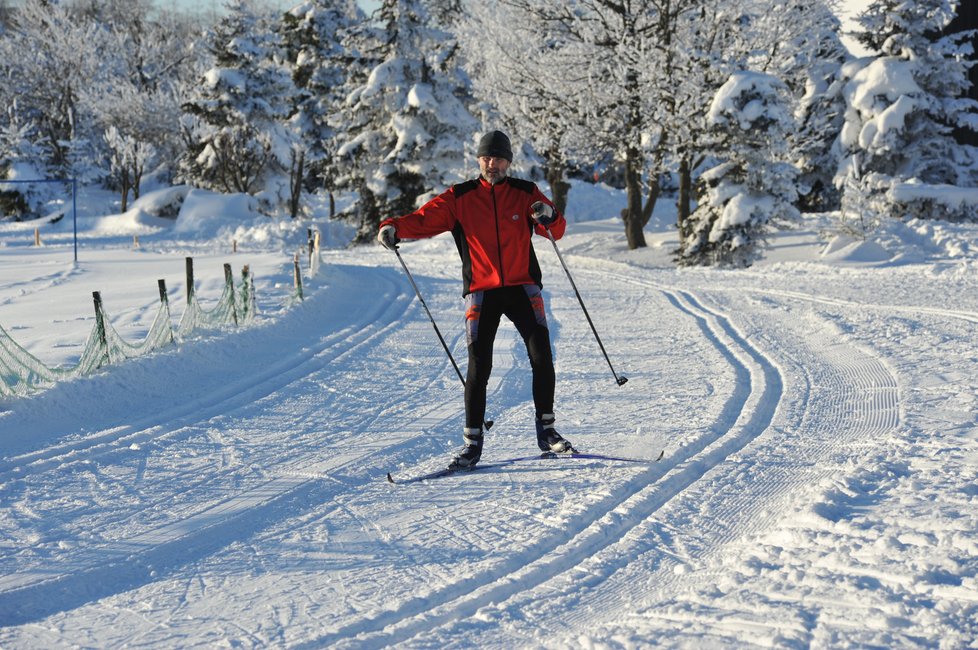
left=377, top=129, right=574, bottom=469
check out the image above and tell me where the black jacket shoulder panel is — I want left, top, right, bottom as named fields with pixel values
left=506, top=177, right=536, bottom=194
left=452, top=179, right=481, bottom=198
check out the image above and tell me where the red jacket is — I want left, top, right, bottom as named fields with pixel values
left=380, top=177, right=566, bottom=295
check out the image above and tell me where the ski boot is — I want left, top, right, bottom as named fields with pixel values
left=536, top=414, right=576, bottom=454
left=449, top=428, right=483, bottom=469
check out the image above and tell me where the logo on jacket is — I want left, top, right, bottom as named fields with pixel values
left=511, top=214, right=519, bottom=221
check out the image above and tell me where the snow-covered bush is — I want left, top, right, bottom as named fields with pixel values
left=680, top=71, right=800, bottom=267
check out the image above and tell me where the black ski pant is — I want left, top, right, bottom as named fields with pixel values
left=464, top=284, right=555, bottom=429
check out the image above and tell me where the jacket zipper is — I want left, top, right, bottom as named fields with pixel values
left=491, top=184, right=505, bottom=286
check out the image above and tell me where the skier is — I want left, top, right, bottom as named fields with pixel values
left=377, top=129, right=574, bottom=469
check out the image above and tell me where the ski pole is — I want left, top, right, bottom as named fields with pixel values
left=392, top=247, right=494, bottom=429
left=544, top=228, right=628, bottom=386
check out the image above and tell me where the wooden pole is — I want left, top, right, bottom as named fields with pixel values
left=293, top=252, right=303, bottom=301
left=185, top=257, right=195, bottom=305
left=224, top=263, right=238, bottom=326
left=92, top=291, right=108, bottom=350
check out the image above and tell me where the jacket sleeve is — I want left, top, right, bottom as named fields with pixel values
left=379, top=188, right=457, bottom=240
left=529, top=186, right=566, bottom=240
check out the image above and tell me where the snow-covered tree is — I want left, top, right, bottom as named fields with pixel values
left=81, top=0, right=198, bottom=207
left=0, top=0, right=200, bottom=211
left=179, top=0, right=295, bottom=198
left=0, top=114, right=48, bottom=219
left=0, top=0, right=105, bottom=178
left=473, top=0, right=709, bottom=250
left=278, top=0, right=364, bottom=218
left=104, top=126, right=155, bottom=211
left=455, top=1, right=575, bottom=213
left=668, top=2, right=756, bottom=244
left=751, top=0, right=850, bottom=212
left=836, top=0, right=978, bottom=222
left=680, top=71, right=800, bottom=267
left=335, top=0, right=477, bottom=243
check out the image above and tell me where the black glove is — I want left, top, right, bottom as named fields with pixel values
left=530, top=201, right=556, bottom=227
left=378, top=224, right=399, bottom=250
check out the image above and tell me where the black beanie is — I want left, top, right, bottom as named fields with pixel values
left=477, top=130, right=513, bottom=162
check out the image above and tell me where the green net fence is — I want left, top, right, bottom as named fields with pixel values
left=0, top=224, right=326, bottom=400
left=0, top=263, right=257, bottom=397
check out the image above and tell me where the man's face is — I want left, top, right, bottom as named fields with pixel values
left=479, top=156, right=510, bottom=185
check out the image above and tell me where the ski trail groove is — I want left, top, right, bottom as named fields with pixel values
left=0, top=266, right=445, bottom=624
left=295, top=275, right=784, bottom=648
left=0, top=267, right=407, bottom=479
left=513, top=264, right=903, bottom=645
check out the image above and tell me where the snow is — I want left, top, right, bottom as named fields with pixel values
left=842, top=57, right=922, bottom=150
left=708, top=71, right=790, bottom=131
left=1, top=181, right=978, bottom=647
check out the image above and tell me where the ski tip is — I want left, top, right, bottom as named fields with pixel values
left=386, top=472, right=395, bottom=484
left=656, top=449, right=664, bottom=461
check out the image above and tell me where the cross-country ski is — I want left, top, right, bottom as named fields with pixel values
left=386, top=450, right=666, bottom=484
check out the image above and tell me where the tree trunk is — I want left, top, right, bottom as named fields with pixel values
left=623, top=145, right=647, bottom=249
left=120, top=170, right=131, bottom=212
left=289, top=149, right=305, bottom=219
left=544, top=155, right=570, bottom=215
left=641, top=175, right=661, bottom=228
left=677, top=155, right=691, bottom=243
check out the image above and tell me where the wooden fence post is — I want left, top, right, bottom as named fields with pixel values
left=158, top=279, right=175, bottom=343
left=293, top=252, right=303, bottom=301
left=185, top=257, right=195, bottom=305
left=92, top=291, right=108, bottom=351
left=224, top=263, right=238, bottom=326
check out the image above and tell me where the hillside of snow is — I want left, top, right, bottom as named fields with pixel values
left=0, top=181, right=976, bottom=648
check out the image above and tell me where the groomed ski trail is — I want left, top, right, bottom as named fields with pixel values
left=291, top=260, right=787, bottom=648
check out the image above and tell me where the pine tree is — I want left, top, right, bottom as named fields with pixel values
left=837, top=0, right=978, bottom=222
left=179, top=0, right=295, bottom=197
left=679, top=71, right=800, bottom=267
left=751, top=0, right=849, bottom=212
left=278, top=0, right=363, bottom=218
left=335, top=0, right=476, bottom=243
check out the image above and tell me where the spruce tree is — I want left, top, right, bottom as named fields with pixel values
left=680, top=71, right=799, bottom=267
left=179, top=0, right=294, bottom=197
left=335, top=0, right=477, bottom=243
left=837, top=0, right=978, bottom=221
left=278, top=0, right=363, bottom=218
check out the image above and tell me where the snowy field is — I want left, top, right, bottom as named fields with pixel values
left=0, top=181, right=977, bottom=648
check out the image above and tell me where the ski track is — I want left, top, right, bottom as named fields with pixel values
left=0, top=249, right=914, bottom=646
left=349, top=259, right=902, bottom=648
left=0, top=263, right=444, bottom=625
left=0, top=251, right=540, bottom=628
left=0, top=266, right=408, bottom=478
left=291, top=261, right=789, bottom=648
left=533, top=270, right=903, bottom=647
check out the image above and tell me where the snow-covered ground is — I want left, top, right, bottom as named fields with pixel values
left=0, top=181, right=976, bottom=648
